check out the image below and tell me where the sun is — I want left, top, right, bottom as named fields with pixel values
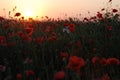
left=23, top=10, right=34, bottom=19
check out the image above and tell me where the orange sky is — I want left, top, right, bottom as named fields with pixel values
left=0, top=0, right=119, bottom=19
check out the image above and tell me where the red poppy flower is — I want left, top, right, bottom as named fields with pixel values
left=0, top=65, right=6, bottom=72
left=75, top=40, right=82, bottom=48
left=24, top=58, right=33, bottom=64
left=22, top=35, right=33, bottom=42
left=45, top=16, right=48, bottom=19
left=83, top=17, right=89, bottom=22
left=68, top=56, right=85, bottom=71
left=4, top=24, right=9, bottom=29
left=54, top=71, right=66, bottom=80
left=24, top=28, right=33, bottom=36
left=45, top=26, right=52, bottom=33
left=36, top=37, right=44, bottom=43
left=89, top=38, right=94, bottom=44
left=36, top=77, right=41, bottom=80
left=100, top=58, right=107, bottom=66
left=97, top=12, right=103, bottom=19
left=107, top=58, right=120, bottom=65
left=93, top=48, right=97, bottom=53
left=0, top=36, right=7, bottom=46
left=48, top=35, right=57, bottom=42
left=106, top=25, right=112, bottom=31
left=90, top=16, right=96, bottom=20
left=8, top=32, right=14, bottom=38
left=60, top=52, right=69, bottom=59
left=101, top=8, right=105, bottom=11
left=68, top=23, right=76, bottom=33
left=7, top=42, right=15, bottom=47
left=17, top=31, right=24, bottom=37
left=101, top=73, right=110, bottom=80
left=109, top=0, right=112, bottom=2
left=107, top=33, right=112, bottom=38
left=25, top=70, right=35, bottom=77
left=16, top=73, right=22, bottom=80
left=14, top=12, right=21, bottom=17
left=82, top=35, right=87, bottom=41
left=0, top=16, right=4, bottom=21
left=64, top=23, right=69, bottom=27
left=92, top=57, right=99, bottom=64
left=112, top=9, right=118, bottom=13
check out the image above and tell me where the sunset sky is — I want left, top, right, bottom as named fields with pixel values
left=0, top=0, right=119, bottom=19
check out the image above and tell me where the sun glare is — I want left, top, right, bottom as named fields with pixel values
left=23, top=10, right=34, bottom=19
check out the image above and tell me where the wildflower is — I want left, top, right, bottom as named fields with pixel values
left=51, top=32, right=56, bottom=36
left=24, top=57, right=33, bottom=64
left=74, top=41, right=82, bottom=53
left=21, top=17, right=24, bottom=20
left=64, top=23, right=69, bottom=27
left=0, top=16, right=4, bottom=21
left=97, top=12, right=103, bottom=19
left=107, top=33, right=112, bottom=38
left=45, top=16, right=48, bottom=19
left=112, top=9, right=118, bottom=13
left=7, top=42, right=15, bottom=47
left=68, top=23, right=76, bottom=33
left=82, top=35, right=87, bottom=40
left=89, top=38, right=94, bottom=44
left=94, top=74, right=110, bottom=80
left=106, top=25, right=112, bottom=31
left=92, top=57, right=99, bottom=64
left=68, top=56, right=85, bottom=71
left=83, top=17, right=89, bottom=22
left=17, top=31, right=24, bottom=37
left=100, top=58, right=107, bottom=66
left=54, top=71, right=66, bottom=80
left=63, top=27, right=70, bottom=34
left=36, top=77, right=41, bottom=80
left=93, top=48, right=97, bottom=53
left=107, top=58, right=119, bottom=65
left=4, top=75, right=12, bottom=80
left=8, top=32, right=14, bottom=38
left=101, top=73, right=110, bottom=80
left=45, top=26, right=52, bottom=33
left=25, top=70, right=35, bottom=77
left=14, top=12, right=21, bottom=17
left=4, top=24, right=9, bottom=29
left=75, top=40, right=82, bottom=48
left=24, top=28, right=33, bottom=36
left=22, top=34, right=32, bottom=42
left=48, top=35, right=57, bottom=42
left=28, top=24, right=34, bottom=28
left=60, top=52, right=69, bottom=59
left=36, top=37, right=44, bottom=43
left=63, top=23, right=76, bottom=33
left=101, top=8, right=105, bottom=11
left=0, top=65, right=6, bottom=72
left=0, top=36, right=7, bottom=46
left=16, top=73, right=22, bottom=80
left=109, top=0, right=112, bottom=2
left=90, top=16, right=96, bottom=20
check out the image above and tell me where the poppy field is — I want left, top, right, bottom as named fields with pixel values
left=0, top=2, right=120, bottom=80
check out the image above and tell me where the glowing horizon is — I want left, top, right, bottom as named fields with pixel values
left=0, top=0, right=120, bottom=19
